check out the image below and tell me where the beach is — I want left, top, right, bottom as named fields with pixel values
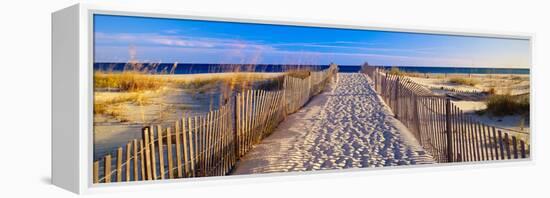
left=406, top=73, right=530, bottom=95
left=232, top=73, right=434, bottom=174
left=93, top=72, right=283, bottom=159
left=405, top=73, right=530, bottom=134
left=83, top=12, right=534, bottom=186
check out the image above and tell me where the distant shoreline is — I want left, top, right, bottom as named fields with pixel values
left=94, top=63, right=530, bottom=75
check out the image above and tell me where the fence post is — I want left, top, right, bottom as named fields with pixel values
left=445, top=97, right=453, bottom=162
left=375, top=67, right=379, bottom=92
left=384, top=73, right=388, bottom=99
left=233, top=93, right=239, bottom=158
left=394, top=77, right=400, bottom=119
left=413, top=94, right=422, bottom=144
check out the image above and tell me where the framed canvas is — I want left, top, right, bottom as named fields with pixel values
left=52, top=3, right=533, bottom=194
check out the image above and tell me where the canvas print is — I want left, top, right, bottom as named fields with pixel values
left=92, top=14, right=531, bottom=184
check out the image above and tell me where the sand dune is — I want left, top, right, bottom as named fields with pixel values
left=407, top=74, right=530, bottom=95
left=93, top=72, right=284, bottom=159
left=232, top=73, right=434, bottom=175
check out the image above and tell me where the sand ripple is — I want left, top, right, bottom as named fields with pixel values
left=232, top=73, right=434, bottom=175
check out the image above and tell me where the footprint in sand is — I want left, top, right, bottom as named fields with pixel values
left=232, top=73, right=435, bottom=175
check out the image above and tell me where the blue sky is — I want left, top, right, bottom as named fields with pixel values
left=94, top=14, right=530, bottom=68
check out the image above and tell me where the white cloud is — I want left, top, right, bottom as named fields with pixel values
left=95, top=32, right=274, bottom=51
left=94, top=32, right=527, bottom=67
left=95, top=45, right=471, bottom=66
left=271, top=42, right=438, bottom=54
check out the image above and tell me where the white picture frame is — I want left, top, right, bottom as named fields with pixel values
left=52, top=3, right=534, bottom=194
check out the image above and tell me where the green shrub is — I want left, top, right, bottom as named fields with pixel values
left=485, top=94, right=529, bottom=116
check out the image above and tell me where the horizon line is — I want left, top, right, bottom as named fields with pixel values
left=93, top=62, right=531, bottom=69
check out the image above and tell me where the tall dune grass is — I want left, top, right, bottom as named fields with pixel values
left=94, top=61, right=321, bottom=121
left=94, top=71, right=165, bottom=92
left=286, top=69, right=311, bottom=79
left=93, top=91, right=150, bottom=122
left=449, top=77, right=479, bottom=86
left=388, top=67, right=404, bottom=76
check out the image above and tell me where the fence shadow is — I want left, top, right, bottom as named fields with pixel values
left=362, top=65, right=530, bottom=163
left=92, top=64, right=338, bottom=184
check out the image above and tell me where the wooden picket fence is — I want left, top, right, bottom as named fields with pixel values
left=363, top=66, right=530, bottom=163
left=93, top=64, right=338, bottom=184
left=235, top=89, right=285, bottom=157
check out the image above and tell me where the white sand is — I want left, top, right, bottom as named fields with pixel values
left=452, top=101, right=529, bottom=134
left=452, top=101, right=487, bottom=113
left=409, top=74, right=530, bottom=134
left=407, top=74, right=530, bottom=95
left=94, top=72, right=283, bottom=158
left=232, top=73, right=434, bottom=175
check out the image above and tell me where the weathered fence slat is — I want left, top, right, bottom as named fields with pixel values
left=150, top=126, right=158, bottom=180
left=133, top=139, right=138, bottom=181
left=166, top=127, right=174, bottom=179
left=362, top=66, right=530, bottom=164
left=139, top=140, right=145, bottom=180
left=504, top=133, right=511, bottom=159
left=157, top=125, right=165, bottom=180
left=520, top=140, right=526, bottom=158
left=202, top=113, right=208, bottom=176
left=126, top=143, right=131, bottom=181
left=512, top=136, right=518, bottom=159
left=175, top=120, right=182, bottom=178
left=104, top=155, right=111, bottom=183
left=92, top=65, right=337, bottom=183
left=116, top=147, right=122, bottom=182
left=180, top=118, right=188, bottom=177
left=93, top=161, right=99, bottom=184
left=498, top=130, right=505, bottom=160
left=143, top=129, right=152, bottom=180
left=492, top=127, right=499, bottom=160
left=188, top=117, right=196, bottom=177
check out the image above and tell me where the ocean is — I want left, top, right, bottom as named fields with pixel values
left=375, top=66, right=530, bottom=75
left=94, top=63, right=530, bottom=75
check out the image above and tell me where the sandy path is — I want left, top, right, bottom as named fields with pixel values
left=232, top=73, right=434, bottom=175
